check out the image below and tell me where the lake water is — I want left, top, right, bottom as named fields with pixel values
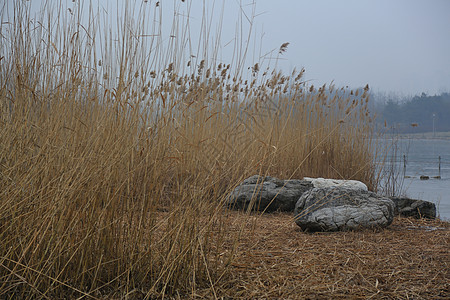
left=378, top=138, right=450, bottom=220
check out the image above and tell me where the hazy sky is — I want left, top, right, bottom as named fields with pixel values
left=250, top=0, right=450, bottom=96
left=14, top=0, right=450, bottom=96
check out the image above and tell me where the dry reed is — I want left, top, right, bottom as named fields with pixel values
left=1, top=1, right=384, bottom=298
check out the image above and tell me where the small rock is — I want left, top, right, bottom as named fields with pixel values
left=389, top=196, right=436, bottom=219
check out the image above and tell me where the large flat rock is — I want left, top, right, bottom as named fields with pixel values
left=227, top=175, right=313, bottom=212
left=303, top=177, right=368, bottom=191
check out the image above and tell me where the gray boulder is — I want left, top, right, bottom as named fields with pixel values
left=294, top=187, right=395, bottom=232
left=389, top=197, right=436, bottom=219
left=227, top=175, right=313, bottom=212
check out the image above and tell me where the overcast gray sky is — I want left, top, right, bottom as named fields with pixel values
left=251, top=0, right=450, bottom=96
left=15, top=0, right=450, bottom=96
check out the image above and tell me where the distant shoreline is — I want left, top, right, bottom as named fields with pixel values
left=382, top=131, right=450, bottom=140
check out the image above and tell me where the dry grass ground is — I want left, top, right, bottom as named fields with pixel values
left=199, top=212, right=449, bottom=300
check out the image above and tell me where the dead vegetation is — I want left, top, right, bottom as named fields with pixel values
left=210, top=213, right=450, bottom=299
left=1, top=1, right=445, bottom=299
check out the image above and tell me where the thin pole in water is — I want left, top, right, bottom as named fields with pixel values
left=439, top=156, right=441, bottom=178
left=403, top=154, right=406, bottom=176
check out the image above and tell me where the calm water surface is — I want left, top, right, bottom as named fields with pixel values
left=379, top=138, right=450, bottom=220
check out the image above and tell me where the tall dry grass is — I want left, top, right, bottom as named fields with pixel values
left=0, top=1, right=378, bottom=298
